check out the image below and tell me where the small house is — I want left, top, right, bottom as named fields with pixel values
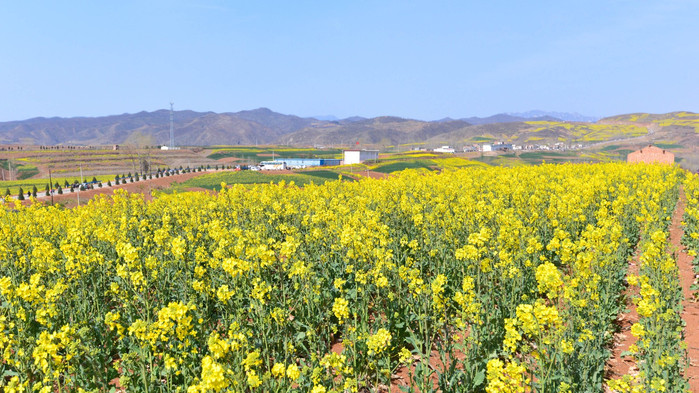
left=627, top=145, right=674, bottom=165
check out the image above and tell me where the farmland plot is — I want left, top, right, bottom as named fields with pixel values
left=0, top=163, right=690, bottom=392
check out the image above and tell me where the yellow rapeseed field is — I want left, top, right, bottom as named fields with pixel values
left=0, top=163, right=690, bottom=392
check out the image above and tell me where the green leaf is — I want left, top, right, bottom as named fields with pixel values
left=473, top=370, right=485, bottom=386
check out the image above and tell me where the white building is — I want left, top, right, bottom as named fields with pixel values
left=433, top=146, right=455, bottom=153
left=343, top=150, right=379, bottom=165
left=482, top=144, right=492, bottom=152
left=259, top=161, right=287, bottom=170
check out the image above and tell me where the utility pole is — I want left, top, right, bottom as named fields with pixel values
left=170, top=102, right=175, bottom=149
left=77, top=164, right=82, bottom=207
left=49, top=169, right=54, bottom=206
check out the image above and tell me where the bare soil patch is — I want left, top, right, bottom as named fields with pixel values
left=361, top=171, right=390, bottom=179
left=215, top=156, right=243, bottom=163
left=23, top=170, right=214, bottom=208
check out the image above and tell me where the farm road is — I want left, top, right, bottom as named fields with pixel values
left=21, top=170, right=215, bottom=208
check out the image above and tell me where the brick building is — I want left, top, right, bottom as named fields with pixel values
left=627, top=145, right=674, bottom=165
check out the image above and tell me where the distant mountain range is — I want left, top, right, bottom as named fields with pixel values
left=0, top=108, right=693, bottom=148
left=506, top=111, right=600, bottom=123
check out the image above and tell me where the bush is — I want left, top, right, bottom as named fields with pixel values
left=17, top=187, right=24, bottom=200
left=107, top=180, right=112, bottom=187
left=57, top=186, right=63, bottom=194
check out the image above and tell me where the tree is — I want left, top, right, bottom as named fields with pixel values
left=32, top=185, right=38, bottom=197
left=57, top=186, right=63, bottom=195
left=107, top=180, right=112, bottom=187
left=18, top=187, right=24, bottom=200
left=54, top=182, right=60, bottom=189
left=4, top=188, right=9, bottom=197
left=92, top=176, right=97, bottom=183
left=45, top=184, right=50, bottom=197
left=64, top=180, right=69, bottom=188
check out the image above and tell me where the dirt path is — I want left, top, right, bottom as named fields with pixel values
left=669, top=188, right=699, bottom=391
left=22, top=170, right=215, bottom=208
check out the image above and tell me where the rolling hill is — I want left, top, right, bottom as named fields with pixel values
left=0, top=109, right=697, bottom=152
left=0, top=108, right=315, bottom=146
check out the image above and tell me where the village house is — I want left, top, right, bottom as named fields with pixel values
left=627, top=145, right=675, bottom=165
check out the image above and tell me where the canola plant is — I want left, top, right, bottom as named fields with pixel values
left=0, top=163, right=691, bottom=392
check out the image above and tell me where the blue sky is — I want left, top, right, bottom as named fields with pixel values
left=1, top=1, right=697, bottom=122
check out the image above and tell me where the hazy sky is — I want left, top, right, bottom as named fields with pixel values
left=1, top=1, right=697, bottom=121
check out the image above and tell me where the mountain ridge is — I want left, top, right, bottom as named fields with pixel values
left=0, top=108, right=695, bottom=148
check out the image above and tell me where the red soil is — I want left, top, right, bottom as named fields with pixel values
left=21, top=170, right=216, bottom=208
left=670, top=188, right=699, bottom=391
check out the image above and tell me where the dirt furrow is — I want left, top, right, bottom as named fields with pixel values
left=605, top=247, right=641, bottom=382
left=669, top=187, right=699, bottom=391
